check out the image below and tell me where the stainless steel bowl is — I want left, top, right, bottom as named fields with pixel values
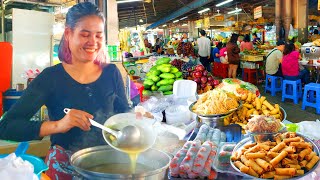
left=70, top=146, right=171, bottom=180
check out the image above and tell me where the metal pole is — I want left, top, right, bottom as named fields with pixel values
left=1, top=1, right=5, bottom=41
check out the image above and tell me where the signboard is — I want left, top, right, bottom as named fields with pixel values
left=318, top=0, right=320, bottom=10
left=254, top=6, right=262, bottom=19
left=214, top=15, right=224, bottom=22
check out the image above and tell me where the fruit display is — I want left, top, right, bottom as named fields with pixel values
left=185, top=64, right=217, bottom=94
left=170, top=59, right=186, bottom=71
left=142, top=57, right=183, bottom=96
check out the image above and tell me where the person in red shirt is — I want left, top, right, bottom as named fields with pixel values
left=281, top=43, right=309, bottom=84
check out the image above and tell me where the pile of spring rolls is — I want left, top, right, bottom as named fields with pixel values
left=231, top=132, right=320, bottom=179
left=169, top=124, right=227, bottom=179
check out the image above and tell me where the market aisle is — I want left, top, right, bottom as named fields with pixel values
left=258, top=84, right=320, bottom=123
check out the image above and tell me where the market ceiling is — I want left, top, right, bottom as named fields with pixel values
left=117, top=0, right=276, bottom=29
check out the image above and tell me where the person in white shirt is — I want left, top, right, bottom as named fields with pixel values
left=265, top=40, right=285, bottom=76
left=197, top=30, right=211, bottom=71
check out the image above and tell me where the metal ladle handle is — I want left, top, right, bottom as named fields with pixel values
left=63, top=108, right=120, bottom=138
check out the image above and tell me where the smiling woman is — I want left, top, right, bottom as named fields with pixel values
left=0, top=2, right=130, bottom=180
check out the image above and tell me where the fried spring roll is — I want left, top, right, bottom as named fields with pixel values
left=285, top=164, right=301, bottom=169
left=295, top=169, right=304, bottom=176
left=306, top=155, right=320, bottom=170
left=282, top=158, right=298, bottom=166
left=298, top=148, right=312, bottom=161
left=305, top=151, right=316, bottom=161
left=260, top=171, right=275, bottom=179
left=274, top=175, right=293, bottom=180
left=247, top=167, right=259, bottom=177
left=255, top=158, right=272, bottom=171
left=299, top=160, right=308, bottom=167
left=267, top=152, right=280, bottom=158
left=287, top=154, right=298, bottom=160
left=275, top=168, right=296, bottom=176
left=290, top=142, right=312, bottom=149
left=270, top=142, right=286, bottom=152
left=234, top=161, right=249, bottom=173
left=245, top=152, right=266, bottom=159
left=270, top=151, right=288, bottom=167
left=283, top=137, right=301, bottom=144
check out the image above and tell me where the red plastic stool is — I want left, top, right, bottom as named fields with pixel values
left=243, top=68, right=258, bottom=84
left=220, top=63, right=229, bottom=78
left=212, top=62, right=220, bottom=77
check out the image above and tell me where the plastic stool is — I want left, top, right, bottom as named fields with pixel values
left=302, top=83, right=320, bottom=114
left=265, top=74, right=283, bottom=96
left=281, top=79, right=302, bottom=104
left=212, top=62, right=220, bottom=77
left=220, top=63, right=229, bottom=78
left=243, top=68, right=258, bottom=84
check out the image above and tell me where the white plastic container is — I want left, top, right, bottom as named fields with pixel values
left=187, top=96, right=197, bottom=121
left=165, top=105, right=190, bottom=125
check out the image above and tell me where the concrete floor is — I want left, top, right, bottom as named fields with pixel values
left=258, top=84, right=320, bottom=123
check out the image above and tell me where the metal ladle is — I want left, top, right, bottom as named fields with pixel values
left=63, top=108, right=141, bottom=146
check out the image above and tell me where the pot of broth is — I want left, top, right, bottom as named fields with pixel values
left=69, top=145, right=171, bottom=180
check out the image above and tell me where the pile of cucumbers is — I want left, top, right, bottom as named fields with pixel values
left=143, top=57, right=183, bottom=96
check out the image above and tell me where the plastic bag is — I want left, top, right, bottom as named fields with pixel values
left=295, top=120, right=320, bottom=140
left=288, top=24, right=295, bottom=40
left=0, top=153, right=37, bottom=180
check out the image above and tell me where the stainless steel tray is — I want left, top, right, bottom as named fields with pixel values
left=230, top=133, right=320, bottom=179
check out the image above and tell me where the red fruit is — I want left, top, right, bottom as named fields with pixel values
left=187, top=67, right=193, bottom=72
left=207, top=76, right=213, bottom=82
left=194, top=71, right=203, bottom=78
left=195, top=64, right=205, bottom=72
left=200, top=76, right=207, bottom=84
left=207, top=81, right=213, bottom=86
left=213, top=80, right=220, bottom=86
left=200, top=84, right=206, bottom=88
left=194, top=77, right=201, bottom=84
left=203, top=70, right=208, bottom=77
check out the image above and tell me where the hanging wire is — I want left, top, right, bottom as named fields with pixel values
left=152, top=0, right=156, bottom=16
left=142, top=2, right=148, bottom=24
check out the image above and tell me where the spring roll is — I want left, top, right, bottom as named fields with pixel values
left=245, top=152, right=266, bottom=159
left=298, top=148, right=312, bottom=161
left=234, top=161, right=249, bottom=173
left=283, top=137, right=301, bottom=144
left=169, top=141, right=193, bottom=176
left=264, top=156, right=272, bottom=162
left=270, top=142, right=286, bottom=152
left=305, top=151, right=316, bottom=161
left=282, top=158, right=298, bottom=166
left=179, top=140, right=201, bottom=177
left=267, top=152, right=280, bottom=158
left=192, top=141, right=212, bottom=173
left=244, top=143, right=257, bottom=149
left=295, top=169, right=304, bottom=176
left=260, top=96, right=266, bottom=104
left=285, top=164, right=301, bottom=169
left=274, top=175, right=293, bottom=180
left=255, top=158, right=272, bottom=171
left=263, top=100, right=275, bottom=110
left=299, top=160, right=308, bottom=167
left=275, top=168, right=296, bottom=176
left=270, top=151, right=288, bottom=167
left=244, top=144, right=260, bottom=155
left=261, top=141, right=277, bottom=146
left=306, top=155, right=320, bottom=170
left=287, top=154, right=298, bottom=160
left=261, top=171, right=275, bottom=179
left=241, top=155, right=264, bottom=175
left=274, top=136, right=282, bottom=145
left=282, top=146, right=296, bottom=154
left=231, top=151, right=238, bottom=161
left=290, top=142, right=312, bottom=149
left=259, top=144, right=271, bottom=151
left=247, top=167, right=259, bottom=177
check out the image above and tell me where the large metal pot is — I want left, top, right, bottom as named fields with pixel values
left=70, top=145, right=171, bottom=180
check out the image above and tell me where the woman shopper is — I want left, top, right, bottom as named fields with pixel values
left=282, top=43, right=310, bottom=84
left=240, top=34, right=254, bottom=52
left=0, top=2, right=130, bottom=179
left=226, top=34, right=240, bottom=78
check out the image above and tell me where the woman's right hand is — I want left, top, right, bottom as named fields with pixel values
left=58, top=109, right=93, bottom=133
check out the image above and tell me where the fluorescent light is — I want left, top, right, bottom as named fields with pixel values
left=182, top=24, right=188, bottom=26
left=117, top=0, right=143, bottom=4
left=162, top=24, right=167, bottom=27
left=173, top=20, right=179, bottom=23
left=198, top=8, right=210, bottom=14
left=216, top=0, right=233, bottom=7
left=180, top=16, right=188, bottom=20
left=227, top=8, right=242, bottom=14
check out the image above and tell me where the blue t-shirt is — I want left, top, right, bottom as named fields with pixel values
left=0, top=63, right=130, bottom=152
left=212, top=47, right=220, bottom=62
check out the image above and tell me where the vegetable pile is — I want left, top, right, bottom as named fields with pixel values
left=143, top=57, right=183, bottom=96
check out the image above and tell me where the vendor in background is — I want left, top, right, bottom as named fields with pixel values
left=252, top=33, right=261, bottom=45
left=0, top=2, right=130, bottom=180
left=212, top=42, right=223, bottom=63
left=153, top=38, right=163, bottom=55
left=227, top=34, right=240, bottom=78
left=177, top=33, right=194, bottom=57
left=219, top=43, right=228, bottom=64
left=144, top=38, right=152, bottom=50
left=240, top=34, right=254, bottom=52
left=265, top=40, right=285, bottom=77
left=197, top=30, right=211, bottom=71
left=282, top=43, right=310, bottom=84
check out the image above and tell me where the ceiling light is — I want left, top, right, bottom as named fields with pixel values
left=227, top=8, right=242, bottom=14
left=182, top=24, right=188, bottom=26
left=180, top=16, right=188, bottom=20
left=216, top=0, right=233, bottom=7
left=139, top=19, right=143, bottom=23
left=117, top=0, right=143, bottom=4
left=173, top=20, right=179, bottom=23
left=162, top=24, right=167, bottom=27
left=198, top=8, right=210, bottom=14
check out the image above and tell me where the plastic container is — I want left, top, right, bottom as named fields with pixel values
left=3, top=89, right=23, bottom=113
left=165, top=105, right=190, bottom=125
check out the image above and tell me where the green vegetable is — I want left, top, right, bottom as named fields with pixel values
left=150, top=70, right=161, bottom=76
left=158, top=85, right=173, bottom=92
left=149, top=75, right=160, bottom=82
left=170, top=67, right=179, bottom=73
left=151, top=85, right=158, bottom=91
left=156, top=57, right=171, bottom=65
left=157, top=66, right=171, bottom=73
left=175, top=71, right=182, bottom=78
left=142, top=90, right=152, bottom=96
left=143, top=84, right=151, bottom=90
left=176, top=77, right=183, bottom=80
left=150, top=65, right=159, bottom=71
left=159, top=73, right=175, bottom=79
left=143, top=79, right=154, bottom=86
left=156, top=79, right=174, bottom=86
left=163, top=91, right=173, bottom=95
